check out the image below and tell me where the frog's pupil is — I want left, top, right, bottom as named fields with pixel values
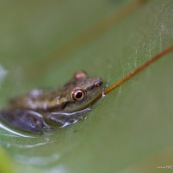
left=76, top=92, right=82, bottom=98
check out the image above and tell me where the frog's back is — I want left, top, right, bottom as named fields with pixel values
left=9, top=89, right=63, bottom=111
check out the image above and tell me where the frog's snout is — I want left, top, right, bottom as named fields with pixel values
left=94, top=77, right=103, bottom=87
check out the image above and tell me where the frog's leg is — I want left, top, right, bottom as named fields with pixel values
left=0, top=109, right=51, bottom=134
left=47, top=107, right=91, bottom=127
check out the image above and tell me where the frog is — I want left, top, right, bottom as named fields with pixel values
left=0, top=71, right=104, bottom=134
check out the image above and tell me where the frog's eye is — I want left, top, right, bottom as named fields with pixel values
left=71, top=88, right=86, bottom=102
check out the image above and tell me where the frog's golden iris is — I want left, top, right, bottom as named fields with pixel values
left=71, top=87, right=86, bottom=102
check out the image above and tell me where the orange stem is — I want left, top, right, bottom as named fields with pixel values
left=104, top=45, right=173, bottom=95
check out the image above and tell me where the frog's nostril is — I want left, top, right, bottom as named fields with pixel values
left=95, top=78, right=103, bottom=87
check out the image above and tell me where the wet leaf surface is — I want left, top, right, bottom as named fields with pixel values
left=0, top=0, right=173, bottom=172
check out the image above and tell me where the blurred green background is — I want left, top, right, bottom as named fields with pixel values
left=0, top=0, right=173, bottom=172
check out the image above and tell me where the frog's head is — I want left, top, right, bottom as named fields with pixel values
left=62, top=71, right=104, bottom=112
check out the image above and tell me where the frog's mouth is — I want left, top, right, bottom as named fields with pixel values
left=64, top=92, right=103, bottom=113
left=81, top=90, right=104, bottom=110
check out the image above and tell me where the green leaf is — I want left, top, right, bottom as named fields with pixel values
left=0, top=0, right=173, bottom=172
left=0, top=146, right=13, bottom=173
